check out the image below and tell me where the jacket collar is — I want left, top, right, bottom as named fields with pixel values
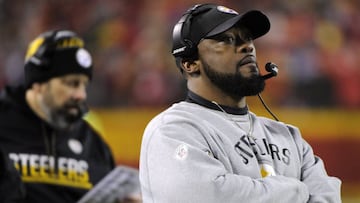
left=185, top=91, right=248, bottom=115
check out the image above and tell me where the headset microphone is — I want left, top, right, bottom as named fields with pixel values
left=262, top=62, right=278, bottom=80
left=258, top=62, right=280, bottom=121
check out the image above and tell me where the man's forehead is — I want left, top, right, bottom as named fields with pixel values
left=53, top=74, right=90, bottom=82
left=63, top=74, right=89, bottom=80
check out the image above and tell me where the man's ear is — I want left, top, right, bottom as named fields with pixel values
left=181, top=59, right=200, bottom=76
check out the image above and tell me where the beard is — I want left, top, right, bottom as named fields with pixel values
left=40, top=96, right=88, bottom=130
left=202, top=60, right=265, bottom=100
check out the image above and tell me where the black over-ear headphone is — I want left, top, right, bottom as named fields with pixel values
left=172, top=4, right=213, bottom=58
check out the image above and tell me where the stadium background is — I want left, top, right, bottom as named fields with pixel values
left=0, top=0, right=359, bottom=202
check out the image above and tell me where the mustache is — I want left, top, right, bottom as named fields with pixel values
left=63, top=100, right=89, bottom=114
left=236, top=55, right=257, bottom=68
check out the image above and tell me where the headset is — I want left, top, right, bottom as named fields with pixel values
left=172, top=4, right=213, bottom=58
left=259, top=62, right=280, bottom=121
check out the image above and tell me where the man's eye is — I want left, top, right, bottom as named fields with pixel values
left=242, top=35, right=253, bottom=42
left=222, top=36, right=236, bottom=44
left=64, top=80, right=79, bottom=87
left=211, top=35, right=235, bottom=44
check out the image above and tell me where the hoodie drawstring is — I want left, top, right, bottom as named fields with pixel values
left=41, top=123, right=57, bottom=176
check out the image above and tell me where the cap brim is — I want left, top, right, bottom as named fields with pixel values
left=206, top=10, right=270, bottom=39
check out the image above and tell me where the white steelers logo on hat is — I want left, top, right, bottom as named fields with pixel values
left=76, top=48, right=92, bottom=68
left=217, top=6, right=238, bottom=15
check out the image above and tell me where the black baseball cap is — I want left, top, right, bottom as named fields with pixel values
left=172, top=4, right=271, bottom=58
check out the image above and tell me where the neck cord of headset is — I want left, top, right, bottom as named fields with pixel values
left=257, top=93, right=279, bottom=121
left=211, top=101, right=254, bottom=138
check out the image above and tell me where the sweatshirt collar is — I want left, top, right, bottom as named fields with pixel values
left=185, top=91, right=248, bottom=115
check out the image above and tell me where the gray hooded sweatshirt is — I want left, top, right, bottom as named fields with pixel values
left=139, top=101, right=341, bottom=203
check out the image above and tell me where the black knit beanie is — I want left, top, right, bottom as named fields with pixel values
left=24, top=30, right=93, bottom=89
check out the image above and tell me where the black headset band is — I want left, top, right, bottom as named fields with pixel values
left=172, top=4, right=213, bottom=58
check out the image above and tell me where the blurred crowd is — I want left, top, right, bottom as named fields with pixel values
left=0, top=0, right=359, bottom=108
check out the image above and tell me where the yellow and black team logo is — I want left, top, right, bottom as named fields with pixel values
left=25, top=37, right=45, bottom=62
left=9, top=153, right=93, bottom=189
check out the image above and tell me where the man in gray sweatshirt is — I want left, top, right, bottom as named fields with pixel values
left=139, top=3, right=341, bottom=203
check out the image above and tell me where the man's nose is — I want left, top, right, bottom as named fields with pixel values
left=236, top=42, right=254, bottom=53
left=72, top=86, right=87, bottom=101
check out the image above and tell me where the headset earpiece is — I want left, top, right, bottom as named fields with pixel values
left=172, top=7, right=196, bottom=58
left=172, top=4, right=212, bottom=58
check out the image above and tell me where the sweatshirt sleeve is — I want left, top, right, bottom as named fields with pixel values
left=288, top=125, right=342, bottom=203
left=140, top=120, right=310, bottom=203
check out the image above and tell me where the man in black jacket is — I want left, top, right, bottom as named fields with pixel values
left=0, top=30, right=116, bottom=203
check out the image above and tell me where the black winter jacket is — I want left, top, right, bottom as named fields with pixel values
left=0, top=86, right=115, bottom=203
